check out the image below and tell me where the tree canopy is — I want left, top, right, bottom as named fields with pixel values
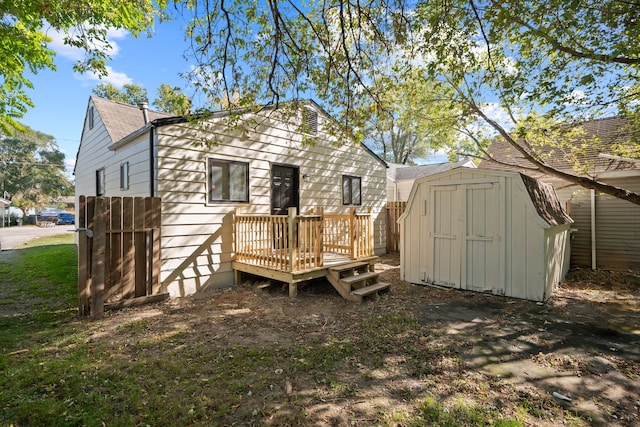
left=0, top=124, right=72, bottom=210
left=92, top=83, right=149, bottom=106
left=0, top=0, right=163, bottom=133
left=177, top=0, right=640, bottom=204
left=92, top=82, right=191, bottom=115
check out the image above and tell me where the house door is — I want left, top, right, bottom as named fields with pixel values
left=271, top=164, right=299, bottom=215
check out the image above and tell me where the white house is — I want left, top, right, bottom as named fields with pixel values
left=75, top=97, right=388, bottom=298
left=482, top=116, right=640, bottom=269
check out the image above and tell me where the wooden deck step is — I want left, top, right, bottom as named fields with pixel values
left=328, top=261, right=370, bottom=273
left=351, top=282, right=391, bottom=297
left=339, top=271, right=379, bottom=285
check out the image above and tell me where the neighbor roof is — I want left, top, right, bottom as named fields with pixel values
left=389, top=158, right=475, bottom=181
left=481, top=116, right=640, bottom=178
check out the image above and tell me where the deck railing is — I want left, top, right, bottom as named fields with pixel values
left=234, top=207, right=373, bottom=272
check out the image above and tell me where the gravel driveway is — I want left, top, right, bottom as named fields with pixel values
left=0, top=225, right=75, bottom=250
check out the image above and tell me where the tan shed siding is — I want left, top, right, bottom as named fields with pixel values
left=544, top=225, right=571, bottom=298
left=401, top=168, right=569, bottom=302
left=155, top=115, right=387, bottom=296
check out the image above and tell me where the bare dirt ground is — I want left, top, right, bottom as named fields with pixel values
left=92, top=253, right=640, bottom=426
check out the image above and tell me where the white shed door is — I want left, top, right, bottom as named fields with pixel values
left=428, top=182, right=503, bottom=292
left=462, top=183, right=501, bottom=292
left=429, top=185, right=461, bottom=287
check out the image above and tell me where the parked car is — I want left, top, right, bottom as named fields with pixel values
left=57, top=213, right=75, bottom=225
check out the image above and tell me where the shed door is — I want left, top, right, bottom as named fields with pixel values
left=271, top=164, right=299, bottom=215
left=461, top=183, right=501, bottom=292
left=427, top=182, right=503, bottom=292
left=429, top=185, right=461, bottom=287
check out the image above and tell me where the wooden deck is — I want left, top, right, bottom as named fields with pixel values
left=232, top=207, right=380, bottom=298
left=232, top=253, right=379, bottom=297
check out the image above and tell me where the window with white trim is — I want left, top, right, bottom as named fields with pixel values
left=120, top=162, right=129, bottom=191
left=208, top=159, right=249, bottom=203
left=342, top=175, right=361, bottom=205
left=96, top=168, right=105, bottom=196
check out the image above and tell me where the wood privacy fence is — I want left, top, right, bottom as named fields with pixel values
left=77, top=196, right=165, bottom=319
left=386, top=201, right=406, bottom=253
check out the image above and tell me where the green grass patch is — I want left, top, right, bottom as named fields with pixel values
left=414, top=396, right=523, bottom=426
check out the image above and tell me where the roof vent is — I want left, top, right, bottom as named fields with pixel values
left=138, top=102, right=149, bottom=124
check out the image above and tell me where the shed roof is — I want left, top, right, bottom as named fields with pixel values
left=481, top=116, right=640, bottom=178
left=519, top=173, right=573, bottom=226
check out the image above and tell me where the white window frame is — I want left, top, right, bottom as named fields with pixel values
left=207, top=158, right=250, bottom=203
left=120, top=162, right=129, bottom=191
left=342, top=175, right=362, bottom=205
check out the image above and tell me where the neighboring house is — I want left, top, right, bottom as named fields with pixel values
left=481, top=116, right=640, bottom=269
left=387, top=159, right=476, bottom=202
left=75, top=97, right=388, bottom=297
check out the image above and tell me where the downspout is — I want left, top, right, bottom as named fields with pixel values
left=149, top=126, right=155, bottom=197
left=138, top=102, right=155, bottom=197
left=590, top=188, right=596, bottom=270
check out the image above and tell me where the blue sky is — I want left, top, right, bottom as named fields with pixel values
left=21, top=20, right=192, bottom=177
left=20, top=18, right=455, bottom=173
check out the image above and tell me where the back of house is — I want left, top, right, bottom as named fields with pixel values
left=75, top=97, right=388, bottom=297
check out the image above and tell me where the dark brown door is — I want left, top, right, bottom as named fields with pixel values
left=271, top=164, right=299, bottom=215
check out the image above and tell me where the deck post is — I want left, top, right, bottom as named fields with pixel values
left=316, top=206, right=324, bottom=267
left=368, top=206, right=374, bottom=257
left=349, top=207, right=356, bottom=260
left=287, top=207, right=297, bottom=273
left=288, top=207, right=298, bottom=297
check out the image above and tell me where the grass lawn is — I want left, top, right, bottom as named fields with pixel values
left=3, top=235, right=636, bottom=426
left=0, top=235, right=525, bottom=426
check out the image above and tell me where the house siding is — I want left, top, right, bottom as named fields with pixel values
left=76, top=101, right=153, bottom=199
left=562, top=177, right=640, bottom=268
left=154, top=113, right=387, bottom=297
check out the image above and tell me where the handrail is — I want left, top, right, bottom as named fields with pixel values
left=234, top=206, right=373, bottom=271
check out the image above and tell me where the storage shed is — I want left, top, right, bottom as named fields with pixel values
left=399, top=168, right=573, bottom=301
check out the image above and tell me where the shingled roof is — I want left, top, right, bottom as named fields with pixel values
left=389, top=158, right=475, bottom=181
left=480, top=116, right=640, bottom=178
left=519, top=173, right=573, bottom=226
left=90, top=96, right=173, bottom=143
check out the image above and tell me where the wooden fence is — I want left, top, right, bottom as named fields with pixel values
left=78, top=196, right=165, bottom=319
left=386, top=201, right=406, bottom=253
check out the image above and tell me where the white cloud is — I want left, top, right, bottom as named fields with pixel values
left=78, top=66, right=133, bottom=87
left=46, top=24, right=127, bottom=61
left=43, top=24, right=133, bottom=87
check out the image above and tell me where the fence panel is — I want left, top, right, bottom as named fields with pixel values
left=386, top=201, right=406, bottom=253
left=77, top=196, right=162, bottom=318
